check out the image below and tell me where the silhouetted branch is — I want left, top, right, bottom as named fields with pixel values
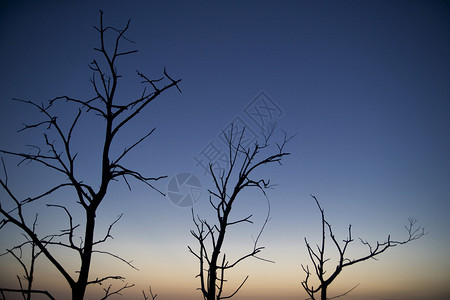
left=99, top=282, right=135, bottom=300
left=46, top=204, right=81, bottom=251
left=112, top=128, right=156, bottom=166
left=220, top=275, right=248, bottom=300
left=93, top=214, right=123, bottom=245
left=328, top=283, right=360, bottom=299
left=110, top=164, right=167, bottom=195
left=88, top=276, right=125, bottom=286
left=92, top=250, right=139, bottom=271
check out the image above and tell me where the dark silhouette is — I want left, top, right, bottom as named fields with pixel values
left=0, top=213, right=54, bottom=300
left=189, top=124, right=291, bottom=300
left=0, top=11, right=181, bottom=300
left=301, top=195, right=426, bottom=300
left=142, top=286, right=157, bottom=300
left=0, top=288, right=55, bottom=300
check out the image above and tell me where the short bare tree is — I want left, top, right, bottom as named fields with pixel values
left=142, top=286, right=157, bottom=300
left=189, top=125, right=291, bottom=300
left=0, top=214, right=55, bottom=300
left=0, top=11, right=181, bottom=300
left=301, top=195, right=426, bottom=300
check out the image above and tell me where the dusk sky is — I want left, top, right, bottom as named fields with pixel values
left=1, top=1, right=449, bottom=300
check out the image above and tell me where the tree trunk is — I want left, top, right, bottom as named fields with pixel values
left=207, top=220, right=228, bottom=300
left=72, top=284, right=86, bottom=300
left=207, top=264, right=217, bottom=300
left=72, top=209, right=96, bottom=300
left=321, top=284, right=327, bottom=300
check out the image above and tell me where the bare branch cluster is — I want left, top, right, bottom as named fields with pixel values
left=189, top=124, right=291, bottom=300
left=301, top=195, right=426, bottom=300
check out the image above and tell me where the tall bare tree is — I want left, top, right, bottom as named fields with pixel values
left=0, top=11, right=181, bottom=300
left=189, top=125, right=291, bottom=300
left=301, top=195, right=426, bottom=300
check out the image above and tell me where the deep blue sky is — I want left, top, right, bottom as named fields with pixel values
left=0, top=1, right=449, bottom=299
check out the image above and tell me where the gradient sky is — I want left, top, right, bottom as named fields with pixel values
left=1, top=1, right=449, bottom=300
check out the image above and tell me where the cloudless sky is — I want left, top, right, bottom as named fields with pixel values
left=1, top=1, right=449, bottom=300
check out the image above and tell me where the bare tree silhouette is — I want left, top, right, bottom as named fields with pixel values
left=0, top=11, right=181, bottom=300
left=301, top=195, right=426, bottom=300
left=142, top=286, right=157, bottom=300
left=189, top=124, right=291, bottom=300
